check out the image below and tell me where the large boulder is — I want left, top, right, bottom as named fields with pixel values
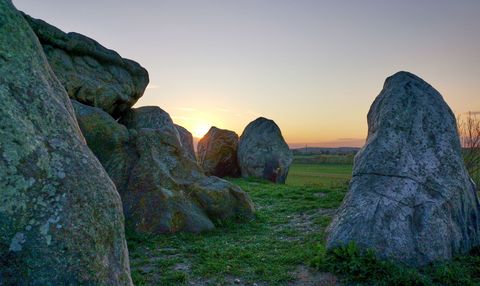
left=326, top=71, right=480, bottom=266
left=197, top=127, right=241, bottom=177
left=0, top=2, right=132, bottom=284
left=72, top=100, right=137, bottom=193
left=75, top=105, right=255, bottom=233
left=23, top=13, right=149, bottom=118
left=237, top=117, right=292, bottom=183
left=175, top=124, right=197, bottom=162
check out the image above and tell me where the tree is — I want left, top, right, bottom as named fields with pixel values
left=458, top=112, right=480, bottom=189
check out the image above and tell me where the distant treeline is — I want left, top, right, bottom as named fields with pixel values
left=293, top=154, right=355, bottom=165
left=291, top=147, right=360, bottom=156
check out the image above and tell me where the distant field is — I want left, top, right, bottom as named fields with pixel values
left=287, top=162, right=352, bottom=187
left=292, top=154, right=355, bottom=165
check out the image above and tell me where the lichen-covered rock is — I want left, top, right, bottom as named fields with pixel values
left=124, top=129, right=216, bottom=233
left=77, top=106, right=255, bottom=233
left=120, top=106, right=181, bottom=147
left=0, top=2, right=132, bottom=284
left=175, top=124, right=197, bottom=162
left=72, top=100, right=137, bottom=193
left=237, top=117, right=292, bottom=183
left=326, top=71, right=480, bottom=267
left=197, top=127, right=240, bottom=177
left=23, top=13, right=149, bottom=118
left=121, top=107, right=255, bottom=233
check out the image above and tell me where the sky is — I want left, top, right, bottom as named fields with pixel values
left=14, top=0, right=480, bottom=147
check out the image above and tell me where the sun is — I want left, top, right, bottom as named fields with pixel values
left=192, top=123, right=210, bottom=138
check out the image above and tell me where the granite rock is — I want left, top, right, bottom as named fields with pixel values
left=326, top=71, right=480, bottom=266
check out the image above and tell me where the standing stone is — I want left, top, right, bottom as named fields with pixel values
left=76, top=106, right=255, bottom=233
left=23, top=13, right=149, bottom=118
left=175, top=124, right=197, bottom=162
left=237, top=117, right=292, bottom=183
left=326, top=71, right=480, bottom=266
left=0, top=1, right=132, bottom=284
left=197, top=127, right=240, bottom=177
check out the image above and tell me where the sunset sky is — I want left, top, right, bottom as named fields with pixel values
left=15, top=0, right=480, bottom=147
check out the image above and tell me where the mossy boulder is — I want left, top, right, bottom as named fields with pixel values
left=22, top=13, right=149, bottom=118
left=72, top=100, right=137, bottom=192
left=326, top=71, right=480, bottom=266
left=0, top=1, right=132, bottom=284
left=75, top=105, right=255, bottom=233
left=197, top=127, right=240, bottom=177
left=237, top=117, right=292, bottom=183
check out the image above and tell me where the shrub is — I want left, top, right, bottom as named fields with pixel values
left=311, top=241, right=480, bottom=285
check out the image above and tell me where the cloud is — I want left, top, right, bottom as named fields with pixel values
left=216, top=108, right=231, bottom=112
left=171, top=116, right=195, bottom=121
left=146, top=84, right=160, bottom=90
left=176, top=107, right=196, bottom=112
left=336, top=138, right=362, bottom=141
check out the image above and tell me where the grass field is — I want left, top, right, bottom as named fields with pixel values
left=128, top=161, right=349, bottom=285
left=286, top=163, right=352, bottom=186
left=128, top=157, right=480, bottom=285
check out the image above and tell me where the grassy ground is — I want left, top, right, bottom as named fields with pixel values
left=127, top=161, right=349, bottom=285
left=286, top=163, right=352, bottom=186
left=127, top=156, right=480, bottom=285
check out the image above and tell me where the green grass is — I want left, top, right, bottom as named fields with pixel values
left=127, top=158, right=480, bottom=285
left=311, top=241, right=480, bottom=285
left=287, top=162, right=352, bottom=187
left=127, top=163, right=349, bottom=285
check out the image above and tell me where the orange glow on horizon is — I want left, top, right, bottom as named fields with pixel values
left=191, top=122, right=211, bottom=138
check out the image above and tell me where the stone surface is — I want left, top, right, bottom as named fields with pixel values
left=77, top=105, right=255, bottom=233
left=237, top=117, right=293, bottom=183
left=72, top=100, right=137, bottom=193
left=197, top=127, right=240, bottom=177
left=0, top=1, right=132, bottom=284
left=175, top=124, right=197, bottom=162
left=326, top=71, right=480, bottom=266
left=23, top=13, right=149, bottom=118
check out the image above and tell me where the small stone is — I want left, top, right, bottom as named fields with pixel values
left=234, top=278, right=241, bottom=284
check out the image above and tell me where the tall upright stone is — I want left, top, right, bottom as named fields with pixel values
left=0, top=1, right=132, bottom=284
left=237, top=117, right=292, bottom=183
left=197, top=127, right=241, bottom=178
left=327, top=71, right=480, bottom=266
left=23, top=13, right=149, bottom=118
